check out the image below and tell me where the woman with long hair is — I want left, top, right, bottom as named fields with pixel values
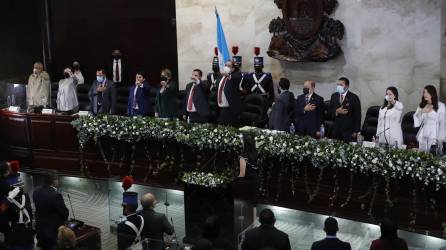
left=376, top=86, right=404, bottom=147
left=369, top=218, right=408, bottom=250
left=413, top=85, right=446, bottom=152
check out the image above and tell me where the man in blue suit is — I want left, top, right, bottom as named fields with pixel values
left=295, top=80, right=324, bottom=137
left=127, top=71, right=152, bottom=116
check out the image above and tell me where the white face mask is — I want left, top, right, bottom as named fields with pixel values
left=223, top=66, right=231, bottom=74
left=33, top=68, right=39, bottom=75
left=385, top=95, right=391, bottom=102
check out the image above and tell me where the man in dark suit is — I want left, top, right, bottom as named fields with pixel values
left=89, top=68, right=117, bottom=115
left=110, top=49, right=128, bottom=85
left=329, top=77, right=361, bottom=142
left=311, top=217, right=351, bottom=250
left=117, top=192, right=144, bottom=250
left=184, top=69, right=210, bottom=123
left=138, top=193, right=174, bottom=250
left=241, top=208, right=291, bottom=250
left=33, top=171, right=69, bottom=250
left=268, top=78, right=295, bottom=132
left=206, top=49, right=221, bottom=124
left=217, top=61, right=244, bottom=126
left=295, top=80, right=325, bottom=137
left=127, top=71, right=152, bottom=116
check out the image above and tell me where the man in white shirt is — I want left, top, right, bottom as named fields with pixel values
left=26, top=62, right=51, bottom=109
left=111, top=49, right=126, bottom=85
left=72, top=61, right=84, bottom=85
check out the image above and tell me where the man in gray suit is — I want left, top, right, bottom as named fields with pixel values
left=89, top=68, right=117, bottom=115
left=268, top=78, right=295, bottom=132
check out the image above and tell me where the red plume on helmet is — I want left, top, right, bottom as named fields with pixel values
left=254, top=47, right=260, bottom=56
left=214, top=47, right=218, bottom=56
left=8, top=160, right=20, bottom=173
left=232, top=46, right=239, bottom=55
left=122, top=175, right=134, bottom=191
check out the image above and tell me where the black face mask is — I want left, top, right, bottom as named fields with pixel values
left=212, top=66, right=220, bottom=73
left=160, top=76, right=168, bottom=82
left=73, top=65, right=80, bottom=71
left=64, top=73, right=70, bottom=78
left=303, top=88, right=310, bottom=95
left=113, top=55, right=121, bottom=60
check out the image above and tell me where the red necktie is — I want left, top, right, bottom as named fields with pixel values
left=115, top=61, right=120, bottom=82
left=218, top=76, right=227, bottom=105
left=187, top=84, right=195, bottom=111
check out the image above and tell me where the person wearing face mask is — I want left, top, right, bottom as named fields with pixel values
left=329, top=77, right=361, bottom=142
left=56, top=67, right=79, bottom=114
left=206, top=48, right=221, bottom=123
left=413, top=85, right=446, bottom=152
left=376, top=87, right=404, bottom=148
left=243, top=48, right=275, bottom=107
left=88, top=68, right=117, bottom=115
left=295, top=80, right=324, bottom=137
left=127, top=71, right=152, bottom=116
left=184, top=69, right=210, bottom=123
left=155, top=68, right=178, bottom=119
left=110, top=49, right=128, bottom=85
left=268, top=78, right=295, bottom=132
left=72, top=61, right=84, bottom=85
left=216, top=61, right=244, bottom=126
left=26, top=61, right=51, bottom=110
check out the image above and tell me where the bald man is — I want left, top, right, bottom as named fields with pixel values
left=27, top=62, right=51, bottom=108
left=137, top=193, right=174, bottom=250
left=295, top=80, right=324, bottom=137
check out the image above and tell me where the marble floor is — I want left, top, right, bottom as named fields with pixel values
left=21, top=173, right=446, bottom=250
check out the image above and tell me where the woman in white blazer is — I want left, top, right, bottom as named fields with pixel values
left=376, top=86, right=404, bottom=148
left=413, top=85, right=446, bottom=152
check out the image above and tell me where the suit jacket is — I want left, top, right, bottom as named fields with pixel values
left=33, top=185, right=69, bottom=249
left=311, top=238, right=351, bottom=250
left=244, top=72, right=275, bottom=105
left=117, top=213, right=144, bottom=250
left=241, top=224, right=291, bottom=250
left=127, top=80, right=152, bottom=116
left=369, top=238, right=409, bottom=250
left=269, top=91, right=295, bottom=132
left=88, top=78, right=117, bottom=115
left=295, top=93, right=324, bottom=135
left=137, top=208, right=174, bottom=250
left=217, top=72, right=244, bottom=115
left=109, top=59, right=129, bottom=85
left=184, top=81, right=210, bottom=117
left=155, top=80, right=178, bottom=119
left=329, top=91, right=361, bottom=139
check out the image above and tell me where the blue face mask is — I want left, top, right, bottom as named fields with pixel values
left=96, top=76, right=104, bottom=83
left=336, top=85, right=345, bottom=94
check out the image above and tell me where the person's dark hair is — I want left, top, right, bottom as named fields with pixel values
left=43, top=170, right=58, bottom=186
left=241, top=133, right=258, bottom=166
left=96, top=68, right=107, bottom=75
left=419, top=85, right=438, bottom=111
left=278, top=78, right=290, bottom=90
left=136, top=71, right=147, bottom=80
left=259, top=208, right=275, bottom=225
left=380, top=218, right=400, bottom=249
left=192, top=238, right=213, bottom=250
left=193, top=69, right=203, bottom=78
left=0, top=161, right=8, bottom=177
left=381, top=86, right=399, bottom=109
left=324, top=217, right=339, bottom=236
left=202, top=216, right=220, bottom=240
left=338, top=77, right=350, bottom=86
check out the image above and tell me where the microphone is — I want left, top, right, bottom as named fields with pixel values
left=170, top=217, right=180, bottom=247
left=376, top=127, right=390, bottom=137
left=67, top=193, right=76, bottom=221
left=67, top=193, right=84, bottom=230
left=383, top=109, right=389, bottom=146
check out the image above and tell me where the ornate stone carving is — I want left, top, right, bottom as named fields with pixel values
left=267, top=0, right=344, bottom=62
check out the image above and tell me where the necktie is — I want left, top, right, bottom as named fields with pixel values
left=218, top=77, right=227, bottom=105
left=340, top=94, right=344, bottom=104
left=115, top=61, right=120, bottom=82
left=187, top=84, right=196, bottom=111
left=305, top=96, right=309, bottom=104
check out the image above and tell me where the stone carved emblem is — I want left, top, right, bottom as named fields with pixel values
left=267, top=0, right=344, bottom=62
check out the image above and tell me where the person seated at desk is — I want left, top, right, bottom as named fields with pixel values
left=155, top=69, right=178, bottom=119
left=27, top=61, right=51, bottom=110
left=127, top=71, right=152, bottom=116
left=89, top=68, right=117, bottom=115
left=57, top=67, right=79, bottom=114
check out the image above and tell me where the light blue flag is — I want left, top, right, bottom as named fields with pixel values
left=215, top=8, right=230, bottom=70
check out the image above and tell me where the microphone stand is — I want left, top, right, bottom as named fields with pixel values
left=383, top=108, right=389, bottom=147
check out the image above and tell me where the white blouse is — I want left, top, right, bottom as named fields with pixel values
left=376, top=101, right=404, bottom=147
left=57, top=77, right=79, bottom=111
left=413, top=102, right=446, bottom=151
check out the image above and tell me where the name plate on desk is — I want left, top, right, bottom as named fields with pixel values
left=78, top=111, right=90, bottom=116
left=8, top=106, right=20, bottom=112
left=362, top=141, right=376, bottom=148
left=41, top=108, right=54, bottom=114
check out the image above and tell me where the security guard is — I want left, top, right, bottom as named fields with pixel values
left=117, top=191, right=145, bottom=250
